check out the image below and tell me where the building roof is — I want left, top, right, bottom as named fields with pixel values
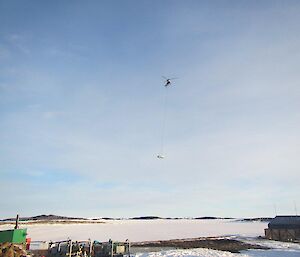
left=268, top=216, right=300, bottom=229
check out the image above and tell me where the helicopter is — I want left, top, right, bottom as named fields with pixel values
left=162, top=76, right=178, bottom=87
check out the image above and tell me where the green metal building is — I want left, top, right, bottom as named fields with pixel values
left=0, top=229, right=27, bottom=244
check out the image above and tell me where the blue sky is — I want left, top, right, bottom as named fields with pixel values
left=0, top=0, right=300, bottom=219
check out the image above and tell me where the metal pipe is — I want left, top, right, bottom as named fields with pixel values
left=69, top=240, right=73, bottom=257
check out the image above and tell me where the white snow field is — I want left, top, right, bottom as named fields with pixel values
left=0, top=219, right=267, bottom=241
left=1, top=219, right=300, bottom=257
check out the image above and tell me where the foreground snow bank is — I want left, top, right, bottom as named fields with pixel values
left=135, top=248, right=248, bottom=257
left=135, top=248, right=300, bottom=257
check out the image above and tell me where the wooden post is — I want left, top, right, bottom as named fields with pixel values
left=14, top=214, right=19, bottom=229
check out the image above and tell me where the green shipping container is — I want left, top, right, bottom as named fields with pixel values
left=0, top=229, right=27, bottom=243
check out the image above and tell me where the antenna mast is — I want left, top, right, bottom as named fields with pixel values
left=294, top=201, right=298, bottom=216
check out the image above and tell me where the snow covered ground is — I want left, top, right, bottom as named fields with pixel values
left=135, top=248, right=300, bottom=257
left=0, top=219, right=267, bottom=241
left=1, top=219, right=299, bottom=257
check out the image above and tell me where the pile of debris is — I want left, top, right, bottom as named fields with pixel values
left=0, top=243, right=27, bottom=257
left=131, top=237, right=269, bottom=253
